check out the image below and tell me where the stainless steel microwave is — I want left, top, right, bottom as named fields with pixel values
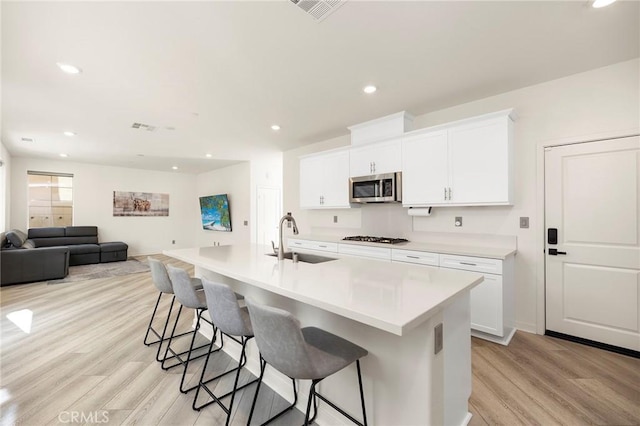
left=349, top=172, right=402, bottom=203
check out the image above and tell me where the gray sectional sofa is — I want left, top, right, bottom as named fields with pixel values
left=1, top=226, right=128, bottom=286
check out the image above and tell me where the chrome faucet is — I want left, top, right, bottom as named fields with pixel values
left=274, top=212, right=299, bottom=260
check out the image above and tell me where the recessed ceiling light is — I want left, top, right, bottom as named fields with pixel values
left=205, top=154, right=213, bottom=158
left=592, top=0, right=616, bottom=7
left=56, top=62, right=82, bottom=74
left=172, top=166, right=178, bottom=170
left=59, top=153, right=68, bottom=158
left=63, top=131, right=76, bottom=137
left=363, top=85, right=377, bottom=94
left=271, top=125, right=281, bottom=131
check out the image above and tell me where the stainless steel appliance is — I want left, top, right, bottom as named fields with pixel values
left=349, top=172, right=402, bottom=203
left=342, top=236, right=409, bottom=244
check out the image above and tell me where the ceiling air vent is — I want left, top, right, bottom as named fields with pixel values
left=290, top=0, right=346, bottom=22
left=131, top=122, right=157, bottom=132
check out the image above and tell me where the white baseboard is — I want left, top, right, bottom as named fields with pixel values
left=472, top=327, right=517, bottom=346
left=514, top=321, right=537, bottom=334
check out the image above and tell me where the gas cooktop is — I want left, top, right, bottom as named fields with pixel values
left=342, top=236, right=409, bottom=245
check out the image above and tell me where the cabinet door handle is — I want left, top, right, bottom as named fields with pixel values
left=407, top=255, right=420, bottom=259
left=444, top=187, right=447, bottom=200
left=372, top=162, right=376, bottom=173
left=319, top=245, right=327, bottom=248
left=460, top=262, right=477, bottom=266
left=293, top=242, right=302, bottom=245
left=448, top=187, right=452, bottom=200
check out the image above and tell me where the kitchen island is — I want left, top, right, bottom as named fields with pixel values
left=164, top=244, right=483, bottom=425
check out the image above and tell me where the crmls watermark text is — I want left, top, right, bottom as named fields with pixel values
left=58, top=411, right=109, bottom=424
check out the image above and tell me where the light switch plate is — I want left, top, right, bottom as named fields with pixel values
left=455, top=217, right=463, bottom=227
left=434, top=323, right=443, bottom=354
left=520, top=217, right=529, bottom=228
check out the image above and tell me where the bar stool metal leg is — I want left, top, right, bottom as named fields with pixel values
left=143, top=292, right=165, bottom=346
left=192, top=335, right=260, bottom=425
left=247, top=356, right=298, bottom=426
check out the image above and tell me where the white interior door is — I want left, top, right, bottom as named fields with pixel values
left=545, top=136, right=640, bottom=352
left=256, top=186, right=281, bottom=247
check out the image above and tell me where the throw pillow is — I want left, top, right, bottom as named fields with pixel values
left=6, top=229, right=27, bottom=248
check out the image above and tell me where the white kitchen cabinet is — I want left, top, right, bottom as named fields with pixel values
left=288, top=238, right=338, bottom=253
left=448, top=116, right=512, bottom=204
left=402, top=130, right=449, bottom=206
left=299, top=148, right=351, bottom=209
left=439, top=253, right=515, bottom=345
left=402, top=110, right=514, bottom=207
left=349, top=138, right=402, bottom=177
left=338, top=243, right=391, bottom=260
left=391, top=248, right=439, bottom=266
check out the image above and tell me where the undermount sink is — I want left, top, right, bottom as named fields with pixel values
left=266, top=252, right=337, bottom=264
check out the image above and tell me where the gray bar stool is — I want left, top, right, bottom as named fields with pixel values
left=245, top=298, right=368, bottom=426
left=144, top=257, right=202, bottom=363
left=165, top=265, right=221, bottom=393
left=192, top=279, right=260, bottom=425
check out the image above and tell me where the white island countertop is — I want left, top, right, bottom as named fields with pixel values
left=164, top=244, right=483, bottom=336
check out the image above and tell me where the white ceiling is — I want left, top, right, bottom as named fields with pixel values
left=2, top=1, right=638, bottom=174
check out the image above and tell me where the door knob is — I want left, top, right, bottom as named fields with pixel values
left=548, top=248, right=567, bottom=256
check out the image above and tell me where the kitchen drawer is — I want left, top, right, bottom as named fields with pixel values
left=439, top=254, right=502, bottom=275
left=288, top=238, right=338, bottom=253
left=338, top=243, right=391, bottom=260
left=391, top=249, right=439, bottom=266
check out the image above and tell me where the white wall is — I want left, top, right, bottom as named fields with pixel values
left=195, top=162, right=252, bottom=247
left=9, top=157, right=197, bottom=255
left=284, top=58, right=640, bottom=333
left=0, top=141, right=11, bottom=232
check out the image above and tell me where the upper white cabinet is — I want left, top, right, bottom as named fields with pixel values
left=402, top=110, right=514, bottom=207
left=350, top=138, right=402, bottom=177
left=300, top=148, right=351, bottom=209
left=402, top=130, right=449, bottom=206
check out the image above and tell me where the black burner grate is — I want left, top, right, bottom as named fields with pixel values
left=342, top=236, right=409, bottom=244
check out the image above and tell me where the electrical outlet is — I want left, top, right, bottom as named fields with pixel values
left=455, top=217, right=463, bottom=227
left=333, top=215, right=338, bottom=223
left=172, top=240, right=175, bottom=244
left=244, top=220, right=248, bottom=226
left=520, top=217, right=529, bottom=228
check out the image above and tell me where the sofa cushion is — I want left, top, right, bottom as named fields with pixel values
left=65, top=226, right=98, bottom=237
left=99, top=242, right=129, bottom=252
left=68, top=244, right=101, bottom=255
left=28, top=227, right=65, bottom=239
left=6, top=230, right=28, bottom=248
left=21, top=239, right=36, bottom=249
left=31, top=237, right=73, bottom=247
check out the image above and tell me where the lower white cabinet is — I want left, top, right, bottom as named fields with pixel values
left=288, top=238, right=338, bottom=253
left=391, top=248, right=439, bottom=267
left=438, top=254, right=515, bottom=345
left=339, top=244, right=391, bottom=260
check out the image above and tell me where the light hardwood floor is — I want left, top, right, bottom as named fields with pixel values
left=1, top=255, right=638, bottom=425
